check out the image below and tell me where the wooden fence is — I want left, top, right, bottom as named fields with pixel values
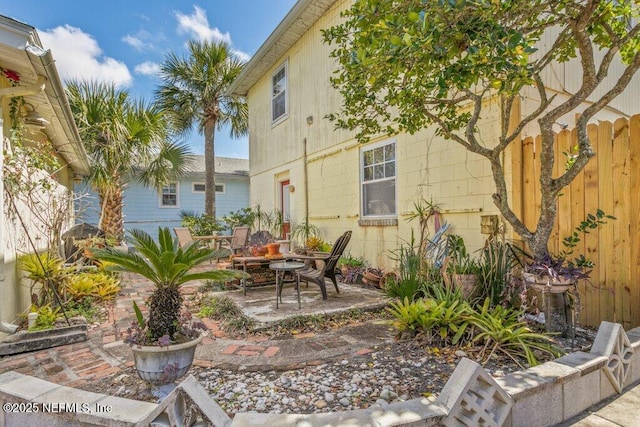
left=511, top=115, right=640, bottom=329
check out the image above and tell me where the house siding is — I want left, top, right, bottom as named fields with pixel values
left=78, top=174, right=250, bottom=238
left=246, top=0, right=506, bottom=267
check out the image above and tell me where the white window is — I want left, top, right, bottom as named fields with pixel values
left=361, top=140, right=396, bottom=218
left=192, top=182, right=225, bottom=193
left=160, top=183, right=178, bottom=207
left=271, top=62, right=288, bottom=123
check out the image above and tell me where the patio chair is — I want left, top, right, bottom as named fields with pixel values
left=217, top=226, right=251, bottom=255
left=293, top=230, right=352, bottom=300
left=173, top=227, right=194, bottom=248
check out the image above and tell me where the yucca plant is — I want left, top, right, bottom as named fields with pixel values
left=93, top=227, right=245, bottom=343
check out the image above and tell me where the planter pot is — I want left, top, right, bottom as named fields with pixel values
left=363, top=271, right=382, bottom=288
left=265, top=243, right=281, bottom=256
left=131, top=334, right=202, bottom=384
left=452, top=274, right=479, bottom=299
left=522, top=272, right=575, bottom=293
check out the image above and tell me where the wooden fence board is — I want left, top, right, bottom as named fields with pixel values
left=516, top=116, right=640, bottom=328
left=612, top=118, right=631, bottom=328
left=629, top=115, right=640, bottom=328
left=597, top=121, right=615, bottom=324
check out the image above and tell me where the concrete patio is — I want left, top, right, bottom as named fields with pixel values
left=223, top=280, right=388, bottom=325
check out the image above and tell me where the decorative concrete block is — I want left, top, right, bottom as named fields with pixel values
left=600, top=369, right=617, bottom=401
left=435, top=358, right=512, bottom=427
left=143, top=375, right=232, bottom=427
left=591, top=321, right=633, bottom=393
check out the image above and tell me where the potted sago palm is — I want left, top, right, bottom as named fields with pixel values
left=93, top=227, right=245, bottom=384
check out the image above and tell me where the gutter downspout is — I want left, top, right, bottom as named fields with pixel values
left=0, top=75, right=47, bottom=334
left=303, top=138, right=309, bottom=224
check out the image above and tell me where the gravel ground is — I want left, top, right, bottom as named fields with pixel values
left=84, top=325, right=596, bottom=418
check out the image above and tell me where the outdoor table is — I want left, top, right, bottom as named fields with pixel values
left=232, top=256, right=278, bottom=295
left=269, top=261, right=305, bottom=309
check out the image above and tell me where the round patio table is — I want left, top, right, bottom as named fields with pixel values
left=269, top=261, right=305, bottom=309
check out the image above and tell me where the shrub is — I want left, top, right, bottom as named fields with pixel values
left=468, top=298, right=564, bottom=368
left=66, top=271, right=121, bottom=301
left=29, top=304, right=59, bottom=331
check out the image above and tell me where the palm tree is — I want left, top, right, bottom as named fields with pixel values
left=93, top=227, right=244, bottom=342
left=155, top=40, right=248, bottom=218
left=66, top=80, right=192, bottom=241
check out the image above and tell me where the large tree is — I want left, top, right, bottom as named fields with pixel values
left=155, top=40, right=248, bottom=218
left=67, top=80, right=192, bottom=240
left=323, top=0, right=640, bottom=259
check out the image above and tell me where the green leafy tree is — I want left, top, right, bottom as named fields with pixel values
left=155, top=40, right=248, bottom=218
left=67, top=80, right=192, bottom=241
left=323, top=0, right=640, bottom=259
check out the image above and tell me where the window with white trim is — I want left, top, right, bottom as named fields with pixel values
left=271, top=62, right=288, bottom=123
left=361, top=140, right=396, bottom=218
left=192, top=182, right=225, bottom=193
left=160, top=183, right=178, bottom=207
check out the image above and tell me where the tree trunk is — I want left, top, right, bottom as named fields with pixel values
left=204, top=120, right=217, bottom=217
left=99, top=185, right=124, bottom=241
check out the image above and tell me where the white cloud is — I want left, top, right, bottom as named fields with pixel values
left=39, top=25, right=132, bottom=87
left=232, top=49, right=251, bottom=63
left=175, top=6, right=231, bottom=44
left=135, top=61, right=161, bottom=76
left=122, top=35, right=145, bottom=51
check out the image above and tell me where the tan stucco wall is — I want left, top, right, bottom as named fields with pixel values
left=246, top=0, right=516, bottom=269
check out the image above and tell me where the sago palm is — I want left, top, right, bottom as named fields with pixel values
left=66, top=80, right=193, bottom=241
left=93, top=227, right=244, bottom=341
left=155, top=40, right=248, bottom=218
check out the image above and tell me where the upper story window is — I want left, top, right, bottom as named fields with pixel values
left=272, top=62, right=288, bottom=124
left=192, top=182, right=225, bottom=193
left=160, top=183, right=178, bottom=208
left=361, top=140, right=396, bottom=218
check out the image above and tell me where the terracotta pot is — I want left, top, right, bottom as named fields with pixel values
left=266, top=242, right=281, bottom=256
left=131, top=334, right=202, bottom=384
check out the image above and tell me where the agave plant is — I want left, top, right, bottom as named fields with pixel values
left=93, top=227, right=245, bottom=343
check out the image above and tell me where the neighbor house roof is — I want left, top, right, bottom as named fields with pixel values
left=186, top=156, right=249, bottom=177
left=0, top=15, right=90, bottom=175
left=227, top=0, right=337, bottom=96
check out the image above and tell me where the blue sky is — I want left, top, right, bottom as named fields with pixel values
left=2, top=1, right=298, bottom=158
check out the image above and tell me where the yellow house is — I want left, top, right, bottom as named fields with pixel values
left=0, top=15, right=90, bottom=335
left=229, top=0, right=639, bottom=276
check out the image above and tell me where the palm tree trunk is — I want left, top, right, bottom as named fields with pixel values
left=204, top=120, right=217, bottom=217
left=99, top=185, right=124, bottom=241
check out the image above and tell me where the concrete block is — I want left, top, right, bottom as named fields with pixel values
left=600, top=370, right=617, bottom=401
left=591, top=321, right=633, bottom=393
left=436, top=358, right=512, bottom=427
left=525, top=360, right=580, bottom=384
left=495, top=370, right=554, bottom=401
left=624, top=348, right=640, bottom=388
left=554, top=351, right=608, bottom=375
left=143, top=375, right=232, bottom=426
left=563, top=370, right=601, bottom=420
left=0, top=372, right=61, bottom=401
left=509, top=382, right=563, bottom=427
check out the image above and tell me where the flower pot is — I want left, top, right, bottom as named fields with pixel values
left=266, top=242, right=281, bottom=256
left=522, top=272, right=575, bottom=293
left=363, top=271, right=382, bottom=288
left=131, top=334, right=202, bottom=384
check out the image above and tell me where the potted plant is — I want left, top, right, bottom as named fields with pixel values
left=362, top=267, right=384, bottom=288
left=93, top=227, right=245, bottom=384
left=444, top=235, right=482, bottom=299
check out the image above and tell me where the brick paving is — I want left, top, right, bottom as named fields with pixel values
left=0, top=266, right=395, bottom=388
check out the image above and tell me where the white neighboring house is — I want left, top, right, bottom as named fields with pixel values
left=0, top=15, right=90, bottom=337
